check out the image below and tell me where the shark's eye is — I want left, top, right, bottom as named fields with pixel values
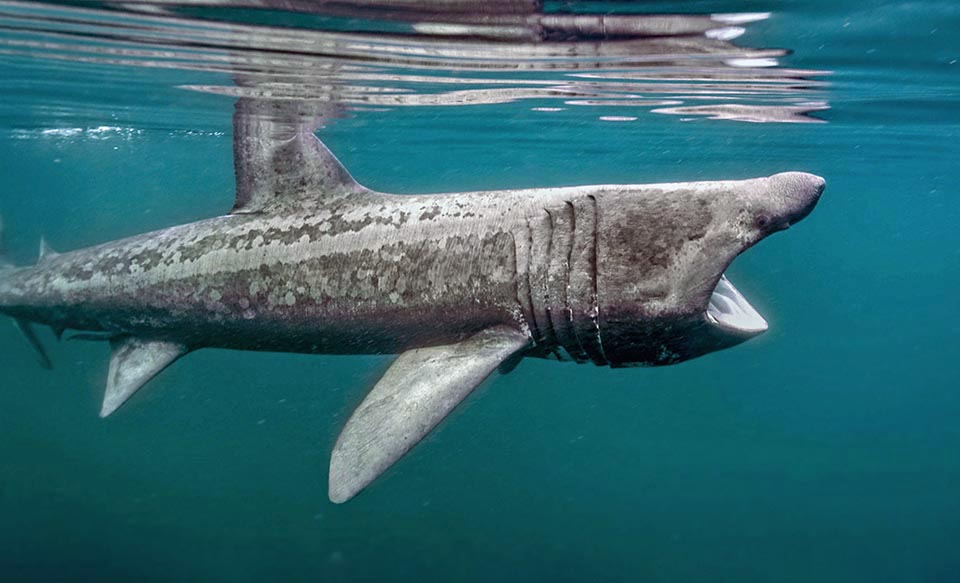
left=756, top=214, right=771, bottom=229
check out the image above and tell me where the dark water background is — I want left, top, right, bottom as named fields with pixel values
left=1, top=1, right=958, bottom=581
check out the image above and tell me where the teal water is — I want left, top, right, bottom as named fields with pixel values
left=1, top=1, right=958, bottom=581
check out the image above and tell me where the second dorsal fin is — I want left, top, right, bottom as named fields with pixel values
left=232, top=98, right=370, bottom=215
left=39, top=236, right=59, bottom=263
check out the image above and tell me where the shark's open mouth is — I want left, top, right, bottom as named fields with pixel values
left=705, top=274, right=768, bottom=335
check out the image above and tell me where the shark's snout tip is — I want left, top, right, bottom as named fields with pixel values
left=767, top=171, right=825, bottom=225
left=801, top=173, right=826, bottom=213
left=807, top=173, right=826, bottom=198
left=770, top=171, right=825, bottom=195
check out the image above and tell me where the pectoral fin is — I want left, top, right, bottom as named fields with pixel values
left=329, top=326, right=530, bottom=504
left=101, top=337, right=189, bottom=418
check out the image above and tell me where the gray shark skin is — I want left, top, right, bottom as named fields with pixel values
left=0, top=111, right=824, bottom=503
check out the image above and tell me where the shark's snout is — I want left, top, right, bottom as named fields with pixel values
left=767, top=171, right=825, bottom=229
left=704, top=172, right=824, bottom=342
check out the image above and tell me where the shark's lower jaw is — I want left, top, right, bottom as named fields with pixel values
left=705, top=274, right=768, bottom=336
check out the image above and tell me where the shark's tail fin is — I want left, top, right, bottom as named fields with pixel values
left=0, top=213, right=53, bottom=369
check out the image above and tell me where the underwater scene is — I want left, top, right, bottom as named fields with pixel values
left=0, top=1, right=957, bottom=581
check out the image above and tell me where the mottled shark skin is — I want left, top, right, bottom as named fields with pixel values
left=0, top=106, right=824, bottom=503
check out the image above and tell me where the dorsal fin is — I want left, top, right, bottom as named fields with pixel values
left=38, top=236, right=59, bottom=263
left=232, top=98, right=369, bottom=215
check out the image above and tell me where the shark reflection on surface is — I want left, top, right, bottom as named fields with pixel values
left=0, top=0, right=829, bottom=124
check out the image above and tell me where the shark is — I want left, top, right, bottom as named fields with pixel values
left=0, top=106, right=824, bottom=503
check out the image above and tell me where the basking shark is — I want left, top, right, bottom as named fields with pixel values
left=0, top=109, right=824, bottom=503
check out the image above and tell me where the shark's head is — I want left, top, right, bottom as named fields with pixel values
left=593, top=172, right=824, bottom=367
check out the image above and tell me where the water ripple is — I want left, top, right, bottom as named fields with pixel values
left=0, top=0, right=830, bottom=128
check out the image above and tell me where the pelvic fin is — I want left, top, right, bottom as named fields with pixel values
left=101, top=336, right=189, bottom=418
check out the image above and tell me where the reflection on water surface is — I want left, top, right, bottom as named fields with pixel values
left=0, top=0, right=829, bottom=129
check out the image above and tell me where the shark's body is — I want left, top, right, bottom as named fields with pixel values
left=0, top=106, right=824, bottom=503
left=0, top=180, right=786, bottom=361
left=0, top=194, right=525, bottom=356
